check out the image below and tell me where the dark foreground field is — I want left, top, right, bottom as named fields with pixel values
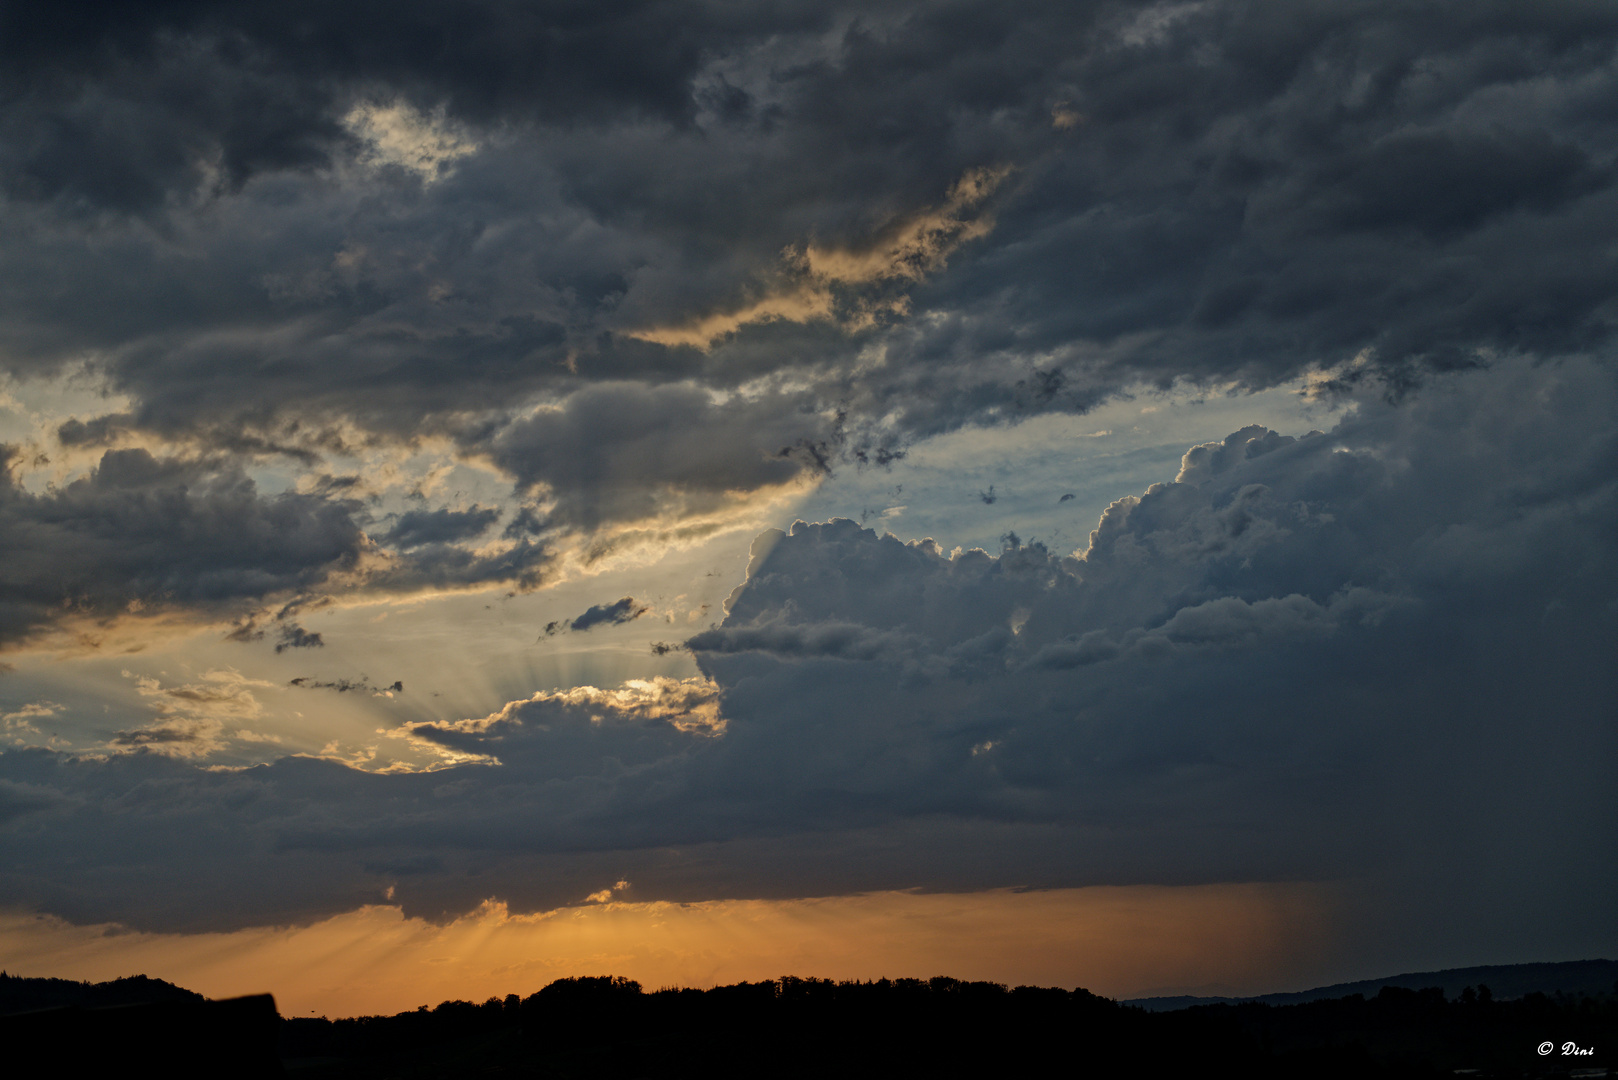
left=2, top=967, right=1614, bottom=1078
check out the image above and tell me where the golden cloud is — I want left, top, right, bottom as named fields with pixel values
left=631, top=166, right=1013, bottom=349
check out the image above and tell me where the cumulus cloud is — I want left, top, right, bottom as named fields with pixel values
left=1, top=701, right=62, bottom=747
left=401, top=675, right=722, bottom=760
left=2, top=701, right=59, bottom=730
left=0, top=359, right=1609, bottom=957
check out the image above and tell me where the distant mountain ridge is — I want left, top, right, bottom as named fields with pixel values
left=1126, top=958, right=1618, bottom=1012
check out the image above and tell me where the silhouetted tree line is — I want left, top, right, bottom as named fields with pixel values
left=277, top=974, right=1618, bottom=1078
left=3, top=969, right=1611, bottom=1078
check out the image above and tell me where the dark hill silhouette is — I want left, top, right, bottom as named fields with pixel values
left=0, top=969, right=203, bottom=1012
left=0, top=973, right=280, bottom=1078
left=6, top=965, right=1613, bottom=1077
left=1127, top=958, right=1618, bottom=1011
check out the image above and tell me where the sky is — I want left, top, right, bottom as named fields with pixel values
left=0, top=0, right=1614, bottom=1015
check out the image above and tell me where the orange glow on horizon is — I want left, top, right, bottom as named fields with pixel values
left=0, top=883, right=1337, bottom=1018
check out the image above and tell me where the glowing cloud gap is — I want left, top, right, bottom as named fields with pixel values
left=630, top=167, right=1012, bottom=349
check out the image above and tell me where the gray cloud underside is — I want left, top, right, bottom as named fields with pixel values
left=5, top=1, right=1613, bottom=390
left=381, top=505, right=501, bottom=549
left=0, top=446, right=364, bottom=642
left=3, top=1, right=1618, bottom=639
left=0, top=445, right=553, bottom=645
left=1, top=359, right=1611, bottom=960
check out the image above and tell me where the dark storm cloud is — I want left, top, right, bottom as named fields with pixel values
left=360, top=536, right=556, bottom=594
left=0, top=445, right=366, bottom=644
left=381, top=506, right=501, bottom=549
left=0, top=0, right=834, bottom=212
left=0, top=778, right=73, bottom=826
left=685, top=620, right=919, bottom=663
left=0, top=1, right=1611, bottom=546
left=2, top=359, right=1610, bottom=959
left=0, top=443, right=556, bottom=648
left=482, top=382, right=824, bottom=535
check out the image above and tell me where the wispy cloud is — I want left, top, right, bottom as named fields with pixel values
left=113, top=669, right=275, bottom=758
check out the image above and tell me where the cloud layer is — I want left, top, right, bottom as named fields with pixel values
left=4, top=0, right=1617, bottom=646
left=1, top=359, right=1611, bottom=967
